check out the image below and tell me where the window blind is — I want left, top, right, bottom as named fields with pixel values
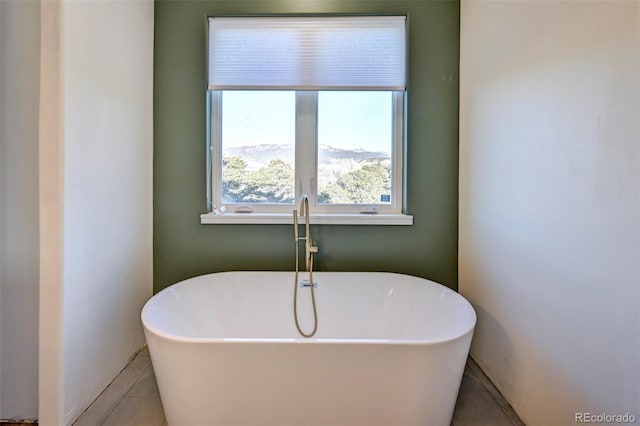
left=208, top=16, right=407, bottom=91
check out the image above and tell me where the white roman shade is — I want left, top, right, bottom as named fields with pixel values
left=208, top=16, right=407, bottom=91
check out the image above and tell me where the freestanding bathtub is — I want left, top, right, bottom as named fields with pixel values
left=142, top=271, right=476, bottom=426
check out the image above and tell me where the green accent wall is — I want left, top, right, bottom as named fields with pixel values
left=154, top=0, right=460, bottom=293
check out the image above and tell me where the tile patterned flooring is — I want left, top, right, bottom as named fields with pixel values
left=73, top=347, right=524, bottom=426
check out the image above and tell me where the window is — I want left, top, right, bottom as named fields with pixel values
left=204, top=16, right=411, bottom=224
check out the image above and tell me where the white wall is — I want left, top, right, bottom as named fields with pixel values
left=0, top=1, right=3, bottom=413
left=38, top=0, right=64, bottom=422
left=0, top=0, right=41, bottom=420
left=459, top=1, right=639, bottom=425
left=38, top=0, right=154, bottom=424
left=61, top=0, right=154, bottom=423
left=0, top=0, right=2, bottom=410
left=0, top=0, right=153, bottom=422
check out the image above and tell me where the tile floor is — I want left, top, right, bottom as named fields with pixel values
left=73, top=347, right=524, bottom=426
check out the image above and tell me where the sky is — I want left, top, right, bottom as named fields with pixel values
left=221, top=91, right=393, bottom=154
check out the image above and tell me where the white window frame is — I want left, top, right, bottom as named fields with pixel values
left=203, top=90, right=412, bottom=225
left=201, top=15, right=413, bottom=225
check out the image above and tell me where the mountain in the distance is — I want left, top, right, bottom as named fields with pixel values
left=318, top=144, right=389, bottom=162
left=223, top=144, right=389, bottom=168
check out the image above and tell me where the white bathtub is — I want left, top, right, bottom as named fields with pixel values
left=142, top=271, right=476, bottom=426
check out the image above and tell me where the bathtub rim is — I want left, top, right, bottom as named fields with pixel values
left=142, top=271, right=477, bottom=346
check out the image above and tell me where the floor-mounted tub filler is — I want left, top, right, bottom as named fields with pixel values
left=142, top=271, right=476, bottom=426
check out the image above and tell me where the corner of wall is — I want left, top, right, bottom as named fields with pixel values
left=39, top=0, right=65, bottom=424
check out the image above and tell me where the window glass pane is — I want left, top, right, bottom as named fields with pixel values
left=317, top=91, right=393, bottom=205
left=221, top=91, right=295, bottom=204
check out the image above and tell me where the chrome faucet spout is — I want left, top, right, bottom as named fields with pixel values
left=297, top=194, right=317, bottom=271
left=299, top=194, right=308, bottom=218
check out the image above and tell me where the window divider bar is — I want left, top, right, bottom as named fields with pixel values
left=295, top=91, right=318, bottom=207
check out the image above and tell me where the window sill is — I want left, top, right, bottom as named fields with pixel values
left=200, top=212, right=413, bottom=225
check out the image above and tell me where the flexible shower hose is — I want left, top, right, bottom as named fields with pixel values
left=293, top=229, right=318, bottom=338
